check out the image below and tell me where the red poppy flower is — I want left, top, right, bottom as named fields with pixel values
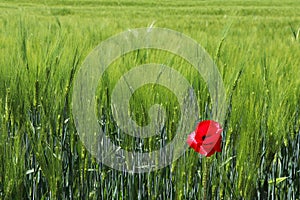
left=187, top=120, right=222, bottom=157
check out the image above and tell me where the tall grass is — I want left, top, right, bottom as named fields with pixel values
left=0, top=0, right=299, bottom=199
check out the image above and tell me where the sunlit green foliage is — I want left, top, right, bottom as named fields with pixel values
left=0, top=0, right=299, bottom=199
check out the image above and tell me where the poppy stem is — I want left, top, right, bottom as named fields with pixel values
left=202, top=158, right=212, bottom=200
left=202, top=161, right=207, bottom=200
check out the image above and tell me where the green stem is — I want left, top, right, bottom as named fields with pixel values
left=202, top=158, right=212, bottom=200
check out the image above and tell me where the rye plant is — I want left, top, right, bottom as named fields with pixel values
left=0, top=0, right=299, bottom=199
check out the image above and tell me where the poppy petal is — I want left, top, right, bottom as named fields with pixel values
left=205, top=149, right=216, bottom=157
left=194, top=120, right=210, bottom=142
left=202, top=133, right=221, bottom=145
left=214, top=136, right=222, bottom=152
left=199, top=146, right=208, bottom=156
left=187, top=132, right=201, bottom=152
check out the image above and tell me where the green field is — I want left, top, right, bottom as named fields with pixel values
left=0, top=0, right=300, bottom=199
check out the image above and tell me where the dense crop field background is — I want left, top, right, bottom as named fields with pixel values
left=0, top=0, right=299, bottom=199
